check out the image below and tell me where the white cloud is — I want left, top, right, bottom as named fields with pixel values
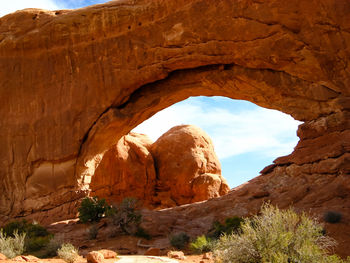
left=132, top=97, right=302, bottom=160
left=0, top=0, right=60, bottom=17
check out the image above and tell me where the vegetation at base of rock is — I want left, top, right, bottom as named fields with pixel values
left=213, top=203, right=348, bottom=263
left=134, top=226, right=151, bottom=240
left=107, top=197, right=143, bottom=236
left=42, top=235, right=64, bottom=258
left=78, top=196, right=110, bottom=223
left=169, top=232, right=190, bottom=250
left=190, top=235, right=214, bottom=253
left=0, top=229, right=26, bottom=259
left=57, top=243, right=79, bottom=263
left=208, top=216, right=243, bottom=239
left=88, top=224, right=99, bottom=240
left=324, top=211, right=342, bottom=224
left=1, top=220, right=52, bottom=254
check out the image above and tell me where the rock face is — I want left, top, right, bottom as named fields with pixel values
left=151, top=125, right=229, bottom=206
left=0, top=0, right=349, bottom=253
left=90, top=133, right=156, bottom=207
left=90, top=126, right=229, bottom=208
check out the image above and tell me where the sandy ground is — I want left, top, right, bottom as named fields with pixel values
left=0, top=254, right=213, bottom=262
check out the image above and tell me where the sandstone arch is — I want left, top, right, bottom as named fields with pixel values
left=0, top=0, right=349, bottom=224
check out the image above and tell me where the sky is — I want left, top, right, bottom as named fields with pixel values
left=0, top=0, right=302, bottom=188
left=0, top=0, right=107, bottom=17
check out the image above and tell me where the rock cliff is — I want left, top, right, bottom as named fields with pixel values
left=0, top=1, right=349, bottom=252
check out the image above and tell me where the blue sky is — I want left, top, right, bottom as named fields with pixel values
left=0, top=0, right=107, bottom=16
left=1, top=0, right=302, bottom=188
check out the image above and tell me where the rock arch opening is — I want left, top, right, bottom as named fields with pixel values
left=132, top=96, right=301, bottom=188
left=87, top=95, right=301, bottom=209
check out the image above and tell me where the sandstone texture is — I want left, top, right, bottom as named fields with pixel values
left=90, top=126, right=228, bottom=208
left=151, top=125, right=229, bottom=206
left=89, top=133, right=156, bottom=207
left=0, top=0, right=349, bottom=255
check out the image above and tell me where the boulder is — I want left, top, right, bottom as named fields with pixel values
left=98, top=249, right=117, bottom=259
left=151, top=125, right=229, bottom=206
left=86, top=251, right=104, bottom=263
left=90, top=126, right=229, bottom=208
left=90, top=133, right=156, bottom=207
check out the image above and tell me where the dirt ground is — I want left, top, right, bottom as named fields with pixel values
left=0, top=254, right=213, bottom=262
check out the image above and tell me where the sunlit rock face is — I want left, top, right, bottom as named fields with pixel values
left=150, top=125, right=229, bottom=206
left=89, top=133, right=157, bottom=208
left=90, top=126, right=229, bottom=209
left=0, top=0, right=349, bottom=253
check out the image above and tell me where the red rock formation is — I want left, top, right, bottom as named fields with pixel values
left=151, top=125, right=229, bottom=206
left=90, top=126, right=229, bottom=208
left=0, top=1, right=349, bottom=255
left=90, top=133, right=156, bottom=207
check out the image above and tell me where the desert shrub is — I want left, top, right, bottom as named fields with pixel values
left=25, top=235, right=52, bottom=252
left=213, top=203, right=345, bottom=263
left=324, top=211, right=342, bottom=224
left=208, top=216, right=243, bottom=239
left=190, top=235, right=214, bottom=253
left=2, top=220, right=51, bottom=253
left=134, top=227, right=151, bottom=240
left=87, top=224, right=99, bottom=240
left=2, top=220, right=28, bottom=237
left=0, top=229, right=26, bottom=258
left=57, top=243, right=79, bottom=263
left=108, top=198, right=142, bottom=235
left=42, top=235, right=64, bottom=257
left=169, top=232, right=190, bottom=250
left=78, top=196, right=110, bottom=223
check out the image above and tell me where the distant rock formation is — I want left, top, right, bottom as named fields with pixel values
left=90, top=133, right=157, bottom=207
left=151, top=125, right=229, bottom=206
left=90, top=125, right=230, bottom=208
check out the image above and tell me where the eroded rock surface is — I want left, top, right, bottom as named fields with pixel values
left=90, top=126, right=229, bottom=208
left=0, top=1, right=349, bottom=255
left=151, top=125, right=229, bottom=206
left=90, top=133, right=156, bottom=207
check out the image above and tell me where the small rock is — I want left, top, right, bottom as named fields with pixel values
left=98, top=249, right=117, bottom=259
left=86, top=251, right=104, bottom=263
left=145, top=247, right=161, bottom=256
left=167, top=251, right=186, bottom=260
left=0, top=253, right=7, bottom=260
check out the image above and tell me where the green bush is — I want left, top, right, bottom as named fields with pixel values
left=208, top=216, right=243, bottom=239
left=213, top=203, right=347, bottom=263
left=78, top=196, right=110, bottom=223
left=2, top=220, right=28, bottom=237
left=0, top=229, right=26, bottom=258
left=190, top=235, right=214, bottom=253
left=108, top=198, right=142, bottom=235
left=42, top=235, right=63, bottom=257
left=25, top=235, right=52, bottom=252
left=57, top=243, right=79, bottom=263
left=1, top=220, right=51, bottom=253
left=169, top=232, right=190, bottom=250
